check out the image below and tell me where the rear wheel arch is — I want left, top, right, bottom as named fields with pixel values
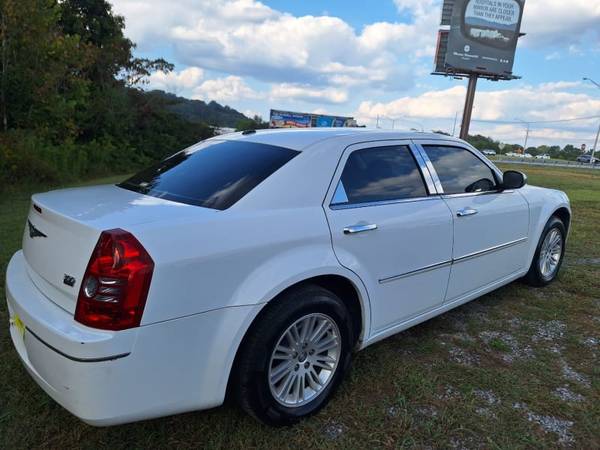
left=226, top=274, right=365, bottom=402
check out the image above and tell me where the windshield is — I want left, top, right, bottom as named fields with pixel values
left=119, top=140, right=299, bottom=210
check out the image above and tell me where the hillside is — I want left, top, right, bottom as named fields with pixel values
left=147, top=90, right=248, bottom=128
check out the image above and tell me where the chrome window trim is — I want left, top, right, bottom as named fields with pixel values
left=441, top=189, right=515, bottom=200
left=409, top=144, right=438, bottom=194
left=378, top=236, right=528, bottom=284
left=327, top=141, right=435, bottom=210
left=331, top=195, right=440, bottom=210
left=412, top=144, right=443, bottom=194
left=414, top=141, right=506, bottom=195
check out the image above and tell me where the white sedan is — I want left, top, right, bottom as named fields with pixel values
left=6, top=129, right=571, bottom=426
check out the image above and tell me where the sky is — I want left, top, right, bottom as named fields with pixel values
left=109, top=0, right=600, bottom=148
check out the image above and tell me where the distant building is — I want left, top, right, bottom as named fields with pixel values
left=269, top=109, right=357, bottom=128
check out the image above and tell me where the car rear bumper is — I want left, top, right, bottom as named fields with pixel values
left=6, top=250, right=261, bottom=426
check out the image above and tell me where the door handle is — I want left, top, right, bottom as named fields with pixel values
left=343, top=224, right=378, bottom=235
left=456, top=207, right=478, bottom=217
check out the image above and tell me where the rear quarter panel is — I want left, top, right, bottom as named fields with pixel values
left=129, top=207, right=371, bottom=337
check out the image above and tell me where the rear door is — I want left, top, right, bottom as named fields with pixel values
left=417, top=142, right=530, bottom=301
left=324, top=141, right=453, bottom=334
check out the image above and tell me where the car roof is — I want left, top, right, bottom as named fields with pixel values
left=216, top=128, right=466, bottom=151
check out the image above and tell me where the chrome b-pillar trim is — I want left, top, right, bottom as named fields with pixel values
left=411, top=144, right=444, bottom=194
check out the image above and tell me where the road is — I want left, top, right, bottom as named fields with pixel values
left=494, top=159, right=600, bottom=170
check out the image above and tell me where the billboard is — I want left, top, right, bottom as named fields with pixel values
left=269, top=110, right=311, bottom=128
left=444, top=0, right=525, bottom=76
left=270, top=110, right=355, bottom=128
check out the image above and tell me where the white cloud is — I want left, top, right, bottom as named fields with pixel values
left=538, top=81, right=582, bottom=91
left=192, top=75, right=261, bottom=102
left=355, top=82, right=600, bottom=146
left=110, top=0, right=440, bottom=94
left=269, top=83, right=348, bottom=104
left=357, top=83, right=600, bottom=123
left=147, top=67, right=204, bottom=93
left=520, top=0, right=600, bottom=49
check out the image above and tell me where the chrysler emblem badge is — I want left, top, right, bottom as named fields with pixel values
left=28, top=220, right=47, bottom=239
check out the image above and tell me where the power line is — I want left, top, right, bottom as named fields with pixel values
left=393, top=114, right=600, bottom=126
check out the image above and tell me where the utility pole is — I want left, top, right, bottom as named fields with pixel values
left=515, top=118, right=531, bottom=153
left=459, top=74, right=478, bottom=140
left=452, top=111, right=458, bottom=136
left=583, top=78, right=600, bottom=166
left=592, top=120, right=600, bottom=166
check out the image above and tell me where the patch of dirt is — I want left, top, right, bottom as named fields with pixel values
left=582, top=337, right=598, bottom=348
left=553, top=386, right=585, bottom=403
left=386, top=405, right=401, bottom=418
left=473, top=389, right=501, bottom=406
left=448, top=346, right=480, bottom=366
left=322, top=421, right=346, bottom=440
left=479, top=331, right=534, bottom=363
left=415, top=405, right=438, bottom=419
left=475, top=407, right=497, bottom=419
left=526, top=411, right=575, bottom=445
left=438, top=332, right=476, bottom=344
left=513, top=402, right=575, bottom=445
left=560, top=360, right=591, bottom=388
left=569, top=257, right=600, bottom=266
left=437, top=385, right=461, bottom=401
left=507, top=317, right=523, bottom=329
left=532, top=320, right=567, bottom=343
left=448, top=436, right=486, bottom=450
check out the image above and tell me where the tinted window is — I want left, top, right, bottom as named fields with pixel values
left=333, top=146, right=427, bottom=205
left=119, top=140, right=299, bottom=210
left=424, top=146, right=498, bottom=195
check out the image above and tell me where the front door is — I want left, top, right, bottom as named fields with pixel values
left=324, top=142, right=454, bottom=334
left=419, top=143, right=530, bottom=301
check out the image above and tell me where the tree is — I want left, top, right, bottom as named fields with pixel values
left=0, top=0, right=90, bottom=138
left=236, top=115, right=270, bottom=131
left=467, top=134, right=500, bottom=152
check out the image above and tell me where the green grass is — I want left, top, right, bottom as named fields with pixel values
left=1, top=166, right=599, bottom=449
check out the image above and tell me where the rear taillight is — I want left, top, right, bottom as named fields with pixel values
left=75, top=229, right=154, bottom=331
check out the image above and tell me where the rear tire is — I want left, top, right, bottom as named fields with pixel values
left=524, top=216, right=566, bottom=287
left=234, top=284, right=354, bottom=426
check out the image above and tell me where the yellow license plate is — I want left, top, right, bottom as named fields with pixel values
left=11, top=314, right=25, bottom=337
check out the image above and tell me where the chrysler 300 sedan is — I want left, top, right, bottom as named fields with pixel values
left=6, top=129, right=571, bottom=426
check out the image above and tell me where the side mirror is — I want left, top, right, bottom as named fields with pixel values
left=502, top=170, right=527, bottom=190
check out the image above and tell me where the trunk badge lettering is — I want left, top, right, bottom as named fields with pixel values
left=28, top=220, right=47, bottom=238
left=63, top=275, right=76, bottom=287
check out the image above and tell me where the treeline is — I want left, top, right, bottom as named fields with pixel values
left=0, top=0, right=214, bottom=188
left=467, top=134, right=585, bottom=160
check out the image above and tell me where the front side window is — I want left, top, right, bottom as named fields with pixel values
left=332, top=145, right=428, bottom=206
left=423, top=145, right=498, bottom=195
left=119, top=140, right=299, bottom=210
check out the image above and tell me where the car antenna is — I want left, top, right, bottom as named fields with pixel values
left=242, top=129, right=257, bottom=135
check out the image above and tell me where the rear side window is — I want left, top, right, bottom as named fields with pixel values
left=423, top=145, right=498, bottom=195
left=119, top=140, right=299, bottom=210
left=332, top=145, right=428, bottom=206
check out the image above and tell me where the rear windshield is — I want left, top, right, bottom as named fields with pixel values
left=118, top=140, right=300, bottom=210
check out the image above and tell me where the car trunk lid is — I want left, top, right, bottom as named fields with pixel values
left=22, top=184, right=217, bottom=314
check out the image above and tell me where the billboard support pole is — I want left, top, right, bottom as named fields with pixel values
left=459, top=74, right=478, bottom=140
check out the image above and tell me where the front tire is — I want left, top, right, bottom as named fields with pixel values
left=524, top=216, right=566, bottom=287
left=234, top=284, right=355, bottom=426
